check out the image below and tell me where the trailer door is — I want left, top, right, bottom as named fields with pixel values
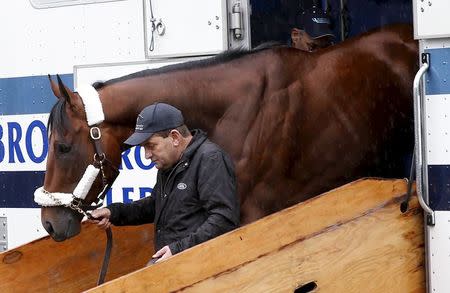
left=143, top=0, right=250, bottom=58
left=413, top=0, right=450, bottom=292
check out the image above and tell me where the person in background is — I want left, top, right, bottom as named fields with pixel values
left=291, top=2, right=335, bottom=51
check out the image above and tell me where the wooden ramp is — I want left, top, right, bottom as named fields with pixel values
left=0, top=223, right=155, bottom=292
left=88, top=179, right=425, bottom=292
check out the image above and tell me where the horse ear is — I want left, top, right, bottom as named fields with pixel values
left=56, top=74, right=69, bottom=97
left=56, top=74, right=75, bottom=107
left=48, top=74, right=64, bottom=100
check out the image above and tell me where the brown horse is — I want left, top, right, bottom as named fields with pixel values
left=39, top=24, right=417, bottom=241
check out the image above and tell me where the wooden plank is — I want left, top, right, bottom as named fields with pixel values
left=183, top=188, right=424, bottom=292
left=0, top=223, right=155, bottom=293
left=88, top=179, right=425, bottom=292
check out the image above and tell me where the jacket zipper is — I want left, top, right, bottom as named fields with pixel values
left=162, top=160, right=186, bottom=197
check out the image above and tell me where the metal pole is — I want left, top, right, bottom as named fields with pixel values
left=339, top=0, right=346, bottom=41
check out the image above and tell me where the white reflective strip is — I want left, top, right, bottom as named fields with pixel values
left=34, top=165, right=100, bottom=206
left=76, top=84, right=104, bottom=126
left=34, top=187, right=73, bottom=206
left=72, top=165, right=100, bottom=200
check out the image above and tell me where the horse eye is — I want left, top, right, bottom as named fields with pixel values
left=56, top=143, right=71, bottom=154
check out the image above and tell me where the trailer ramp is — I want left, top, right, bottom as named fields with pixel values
left=87, top=178, right=425, bottom=292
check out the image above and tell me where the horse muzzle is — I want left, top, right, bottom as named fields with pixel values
left=41, top=206, right=82, bottom=241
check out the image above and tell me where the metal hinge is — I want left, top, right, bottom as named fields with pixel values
left=230, top=3, right=243, bottom=40
left=0, top=217, right=7, bottom=251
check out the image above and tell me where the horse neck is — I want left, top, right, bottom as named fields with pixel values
left=97, top=60, right=256, bottom=133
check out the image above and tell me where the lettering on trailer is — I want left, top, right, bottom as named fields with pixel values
left=0, top=74, right=157, bottom=208
left=0, top=114, right=48, bottom=170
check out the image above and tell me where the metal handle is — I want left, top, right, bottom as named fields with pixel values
left=413, top=53, right=434, bottom=225
left=156, top=19, right=165, bottom=36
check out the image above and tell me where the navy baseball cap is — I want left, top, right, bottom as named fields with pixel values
left=299, top=7, right=334, bottom=39
left=124, top=103, right=184, bottom=146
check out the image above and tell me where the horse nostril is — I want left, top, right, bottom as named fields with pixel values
left=44, top=221, right=54, bottom=234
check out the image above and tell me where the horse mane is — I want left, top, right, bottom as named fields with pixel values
left=253, top=41, right=286, bottom=50
left=48, top=98, right=71, bottom=136
left=93, top=45, right=281, bottom=89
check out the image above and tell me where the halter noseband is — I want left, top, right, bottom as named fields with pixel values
left=34, top=84, right=119, bottom=217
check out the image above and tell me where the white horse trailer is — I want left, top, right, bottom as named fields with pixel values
left=0, top=0, right=250, bottom=251
left=413, top=0, right=450, bottom=291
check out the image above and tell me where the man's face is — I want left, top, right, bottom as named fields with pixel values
left=291, top=28, right=334, bottom=52
left=141, top=133, right=179, bottom=170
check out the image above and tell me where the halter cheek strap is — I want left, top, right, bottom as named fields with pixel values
left=34, top=84, right=106, bottom=208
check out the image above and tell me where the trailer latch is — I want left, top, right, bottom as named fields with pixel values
left=0, top=217, right=7, bottom=251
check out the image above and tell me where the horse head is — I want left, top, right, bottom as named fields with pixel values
left=37, top=76, right=124, bottom=241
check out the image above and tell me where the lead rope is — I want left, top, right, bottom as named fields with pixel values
left=88, top=127, right=115, bottom=285
left=89, top=150, right=113, bottom=286
left=85, top=212, right=113, bottom=286
left=99, top=227, right=113, bottom=285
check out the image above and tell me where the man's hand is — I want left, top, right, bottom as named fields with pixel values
left=87, top=208, right=112, bottom=230
left=152, top=245, right=172, bottom=263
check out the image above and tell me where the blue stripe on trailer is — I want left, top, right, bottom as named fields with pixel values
left=0, top=74, right=73, bottom=115
left=0, top=169, right=155, bottom=208
left=0, top=171, right=44, bottom=208
left=427, top=165, right=450, bottom=211
left=425, top=48, right=450, bottom=96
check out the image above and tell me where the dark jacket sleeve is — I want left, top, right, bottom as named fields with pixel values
left=108, top=190, right=156, bottom=226
left=169, top=151, right=240, bottom=254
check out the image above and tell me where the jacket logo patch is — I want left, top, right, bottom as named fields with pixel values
left=177, top=183, right=187, bottom=190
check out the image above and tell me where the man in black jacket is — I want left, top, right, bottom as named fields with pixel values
left=90, top=103, right=240, bottom=264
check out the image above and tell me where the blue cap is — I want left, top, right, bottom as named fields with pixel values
left=299, top=7, right=334, bottom=39
left=124, top=103, right=184, bottom=146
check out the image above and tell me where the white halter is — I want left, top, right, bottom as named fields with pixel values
left=34, top=84, right=105, bottom=207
